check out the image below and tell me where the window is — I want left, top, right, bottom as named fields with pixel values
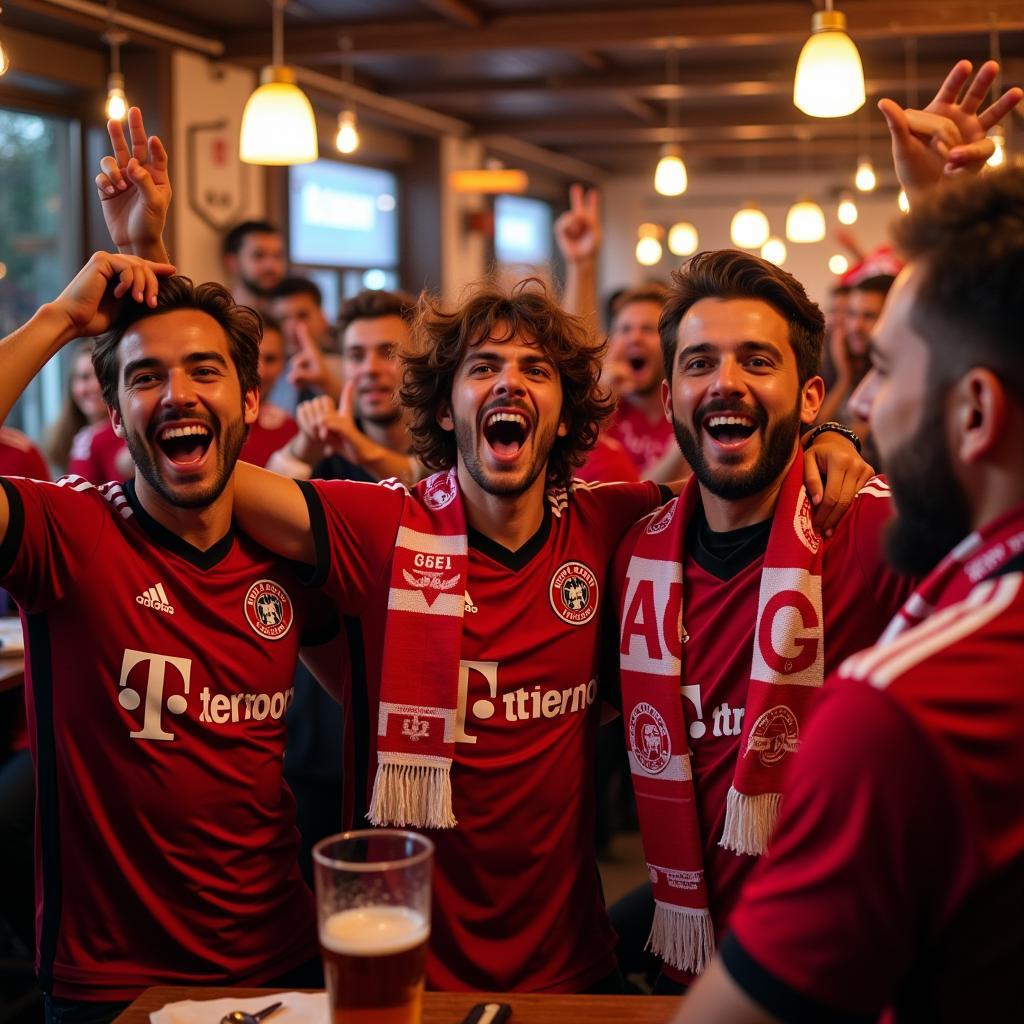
left=494, top=194, right=553, bottom=269
left=0, top=107, right=81, bottom=441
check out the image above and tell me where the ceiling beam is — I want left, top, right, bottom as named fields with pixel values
left=477, top=134, right=605, bottom=182
left=574, top=50, right=610, bottom=72
left=418, top=0, right=483, bottom=30
left=611, top=92, right=662, bottom=122
left=223, top=3, right=1024, bottom=61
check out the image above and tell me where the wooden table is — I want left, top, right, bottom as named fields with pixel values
left=116, top=986, right=680, bottom=1024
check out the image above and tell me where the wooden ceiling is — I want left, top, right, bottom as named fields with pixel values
left=11, top=0, right=1024, bottom=179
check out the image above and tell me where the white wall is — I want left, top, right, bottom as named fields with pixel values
left=599, top=168, right=906, bottom=308
left=171, top=50, right=266, bottom=286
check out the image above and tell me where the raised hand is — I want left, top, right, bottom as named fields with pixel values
left=287, top=322, right=342, bottom=401
left=879, top=60, right=1023, bottom=202
left=554, top=184, right=601, bottom=265
left=51, top=252, right=175, bottom=343
left=95, top=107, right=171, bottom=262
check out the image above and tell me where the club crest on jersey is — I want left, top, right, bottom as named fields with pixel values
left=629, top=701, right=672, bottom=774
left=549, top=560, right=599, bottom=625
left=423, top=470, right=458, bottom=510
left=243, top=579, right=294, bottom=640
left=793, top=488, right=821, bottom=554
left=645, top=500, right=676, bottom=535
left=745, top=705, right=800, bottom=766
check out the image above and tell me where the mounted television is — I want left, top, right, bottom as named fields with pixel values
left=289, top=159, right=399, bottom=269
left=494, top=194, right=553, bottom=266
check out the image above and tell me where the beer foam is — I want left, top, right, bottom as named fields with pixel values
left=321, top=906, right=429, bottom=956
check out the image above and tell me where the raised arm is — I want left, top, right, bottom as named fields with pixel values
left=554, top=184, right=601, bottom=333
left=232, top=461, right=315, bottom=564
left=879, top=59, right=1022, bottom=205
left=0, top=252, right=174, bottom=540
left=95, top=106, right=172, bottom=263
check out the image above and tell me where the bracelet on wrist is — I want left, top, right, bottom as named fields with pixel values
left=804, top=421, right=862, bottom=454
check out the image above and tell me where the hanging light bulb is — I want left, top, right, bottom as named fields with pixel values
left=0, top=4, right=10, bottom=77
left=102, top=29, right=129, bottom=121
left=793, top=1, right=865, bottom=118
left=786, top=199, right=826, bottom=243
left=654, top=144, right=688, bottom=197
left=854, top=156, right=877, bottom=192
left=730, top=204, right=770, bottom=249
left=898, top=189, right=910, bottom=213
left=335, top=108, right=360, bottom=154
left=637, top=222, right=661, bottom=240
left=837, top=192, right=858, bottom=225
left=828, top=253, right=849, bottom=275
left=668, top=222, right=699, bottom=256
left=987, top=126, right=1006, bottom=168
left=240, top=0, right=318, bottom=166
left=761, top=237, right=787, bottom=266
left=636, top=236, right=663, bottom=266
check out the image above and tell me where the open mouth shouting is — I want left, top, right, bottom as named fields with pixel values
left=154, top=421, right=214, bottom=472
left=481, top=408, right=532, bottom=463
left=701, top=409, right=762, bottom=453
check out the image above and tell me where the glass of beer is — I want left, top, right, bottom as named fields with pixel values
left=312, top=829, right=433, bottom=1024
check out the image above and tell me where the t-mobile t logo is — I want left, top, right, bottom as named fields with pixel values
left=117, top=648, right=192, bottom=741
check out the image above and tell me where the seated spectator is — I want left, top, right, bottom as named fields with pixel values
left=223, top=219, right=286, bottom=315
left=238, top=315, right=298, bottom=468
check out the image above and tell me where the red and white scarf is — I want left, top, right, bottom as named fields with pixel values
left=618, top=455, right=824, bottom=973
left=368, top=469, right=468, bottom=830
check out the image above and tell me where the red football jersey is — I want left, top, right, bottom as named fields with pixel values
left=303, top=476, right=662, bottom=992
left=67, top=421, right=128, bottom=484
left=726, top=568, right=1024, bottom=1022
left=0, top=474, right=337, bottom=1000
left=0, top=428, right=50, bottom=481
left=604, top=401, right=674, bottom=476
left=576, top=436, right=641, bottom=485
left=612, top=478, right=915, bottom=981
left=239, top=404, right=298, bottom=469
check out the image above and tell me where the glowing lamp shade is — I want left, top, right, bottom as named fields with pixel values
left=828, top=253, right=849, bottom=275
left=988, top=127, right=1006, bottom=168
left=761, top=237, right=787, bottom=266
left=730, top=205, right=770, bottom=249
left=654, top=145, right=688, bottom=197
left=0, top=38, right=11, bottom=77
left=854, top=157, right=877, bottom=192
left=793, top=8, right=865, bottom=118
left=636, top=236, right=663, bottom=266
left=786, top=199, right=826, bottom=243
left=898, top=189, right=910, bottom=214
left=335, top=109, right=360, bottom=155
left=105, top=73, right=128, bottom=121
left=837, top=194, right=858, bottom=225
left=240, top=66, right=318, bottom=165
left=668, top=221, right=699, bottom=256
left=637, top=222, right=662, bottom=240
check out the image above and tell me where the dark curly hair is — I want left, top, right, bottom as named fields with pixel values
left=91, top=275, right=262, bottom=412
left=660, top=249, right=824, bottom=384
left=400, top=278, right=614, bottom=489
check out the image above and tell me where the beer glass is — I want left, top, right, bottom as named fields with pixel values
left=312, top=830, right=433, bottom=1024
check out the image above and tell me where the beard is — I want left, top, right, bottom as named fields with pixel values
left=453, top=409, right=559, bottom=498
left=240, top=273, right=277, bottom=299
left=125, top=411, right=249, bottom=510
left=882, top=400, right=972, bottom=576
left=674, top=396, right=802, bottom=501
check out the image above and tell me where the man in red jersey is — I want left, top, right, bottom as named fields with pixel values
left=674, top=61, right=1024, bottom=1024
left=611, top=237, right=925, bottom=989
left=0, top=253, right=341, bottom=1024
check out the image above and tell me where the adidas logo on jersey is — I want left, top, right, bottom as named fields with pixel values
left=136, top=582, right=175, bottom=615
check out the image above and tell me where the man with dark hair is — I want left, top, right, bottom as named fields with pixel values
left=238, top=314, right=298, bottom=468
left=0, top=252, right=340, bottom=1023
left=611, top=246, right=914, bottom=992
left=674, top=59, right=1023, bottom=1024
left=222, top=219, right=286, bottom=312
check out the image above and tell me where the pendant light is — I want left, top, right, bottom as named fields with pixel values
left=730, top=204, right=770, bottom=249
left=240, top=0, right=318, bottom=166
left=761, top=237, right=787, bottom=266
left=654, top=46, right=687, bottom=196
left=786, top=199, right=826, bottom=243
left=0, top=5, right=11, bottom=77
left=828, top=253, right=849, bottom=275
left=668, top=221, right=699, bottom=257
left=837, top=191, right=858, bottom=224
left=103, top=24, right=129, bottom=121
left=636, top=236, right=663, bottom=267
left=897, top=189, right=910, bottom=214
left=335, top=35, right=360, bottom=155
left=793, top=1, right=865, bottom=118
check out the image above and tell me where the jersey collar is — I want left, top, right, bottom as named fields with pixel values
left=467, top=505, right=552, bottom=572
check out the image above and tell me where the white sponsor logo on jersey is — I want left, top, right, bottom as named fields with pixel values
left=136, top=582, right=175, bottom=615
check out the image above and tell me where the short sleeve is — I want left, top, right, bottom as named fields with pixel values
left=300, top=478, right=405, bottom=616
left=0, top=476, right=109, bottom=613
left=724, top=682, right=967, bottom=1018
left=582, top=480, right=662, bottom=543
